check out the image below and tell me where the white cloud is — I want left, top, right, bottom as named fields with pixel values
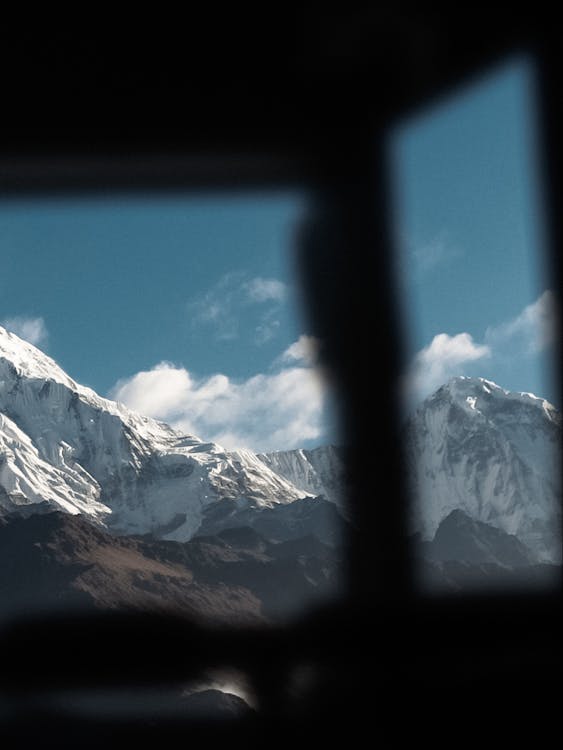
left=110, top=360, right=326, bottom=453
left=403, top=290, right=558, bottom=407
left=485, top=290, right=557, bottom=355
left=281, top=335, right=320, bottom=366
left=413, top=234, right=460, bottom=273
left=242, top=277, right=287, bottom=303
left=405, top=332, right=491, bottom=403
left=255, top=316, right=281, bottom=345
left=188, top=272, right=287, bottom=344
left=188, top=272, right=243, bottom=341
left=399, top=231, right=462, bottom=283
left=1, top=316, right=48, bottom=347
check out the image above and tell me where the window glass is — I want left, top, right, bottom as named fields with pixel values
left=389, top=59, right=561, bottom=591
left=0, top=190, right=344, bottom=627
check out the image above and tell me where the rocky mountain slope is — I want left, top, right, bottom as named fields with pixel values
left=0, top=510, right=342, bottom=624
left=1, top=324, right=560, bottom=601
left=195, top=494, right=345, bottom=546
left=0, top=326, right=343, bottom=542
left=405, top=376, right=561, bottom=563
left=420, top=509, right=536, bottom=567
left=413, top=510, right=560, bottom=592
left=257, top=446, right=345, bottom=506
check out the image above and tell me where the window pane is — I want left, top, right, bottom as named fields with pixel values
left=0, top=190, right=345, bottom=630
left=389, top=59, right=561, bottom=592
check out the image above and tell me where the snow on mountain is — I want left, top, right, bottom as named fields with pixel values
left=0, top=326, right=312, bottom=540
left=405, top=376, right=561, bottom=563
left=2, top=325, right=559, bottom=564
left=0, top=412, right=108, bottom=518
left=256, top=445, right=345, bottom=506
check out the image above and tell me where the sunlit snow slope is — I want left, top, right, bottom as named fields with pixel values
left=0, top=326, right=312, bottom=540
left=257, top=445, right=345, bottom=505
left=2, top=327, right=559, bottom=561
left=405, top=377, right=561, bottom=563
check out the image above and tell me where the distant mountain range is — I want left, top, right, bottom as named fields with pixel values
left=0, top=325, right=560, bottom=617
left=0, top=325, right=343, bottom=542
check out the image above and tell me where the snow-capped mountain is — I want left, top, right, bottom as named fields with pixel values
left=257, top=445, right=345, bottom=506
left=0, top=326, right=319, bottom=541
left=2, top=325, right=559, bottom=566
left=405, top=376, right=561, bottom=563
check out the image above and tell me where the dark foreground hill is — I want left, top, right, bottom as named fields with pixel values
left=414, top=510, right=560, bottom=592
left=0, top=511, right=343, bottom=625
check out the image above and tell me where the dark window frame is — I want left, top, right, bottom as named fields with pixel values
left=0, top=13, right=560, bottom=742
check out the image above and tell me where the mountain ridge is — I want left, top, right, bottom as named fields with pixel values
left=257, top=445, right=345, bottom=506
left=0, top=509, right=341, bottom=623
left=1, top=326, right=560, bottom=567
left=0, top=326, right=343, bottom=541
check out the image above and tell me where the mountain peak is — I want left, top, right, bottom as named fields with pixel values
left=0, top=324, right=78, bottom=391
left=407, top=376, right=561, bottom=562
left=426, top=509, right=536, bottom=567
left=0, top=328, right=327, bottom=540
left=431, top=376, right=560, bottom=425
left=0, top=325, right=189, bottom=441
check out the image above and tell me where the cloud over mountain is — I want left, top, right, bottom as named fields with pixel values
left=405, top=290, right=557, bottom=405
left=405, top=332, right=490, bottom=403
left=111, top=357, right=326, bottom=453
left=0, top=316, right=48, bottom=347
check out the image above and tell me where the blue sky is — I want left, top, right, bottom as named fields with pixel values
left=0, top=193, right=304, bottom=391
left=0, top=56, right=558, bottom=450
left=0, top=192, right=333, bottom=451
left=390, top=56, right=558, bottom=408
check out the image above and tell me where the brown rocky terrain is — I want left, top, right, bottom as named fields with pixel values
left=0, top=510, right=342, bottom=626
